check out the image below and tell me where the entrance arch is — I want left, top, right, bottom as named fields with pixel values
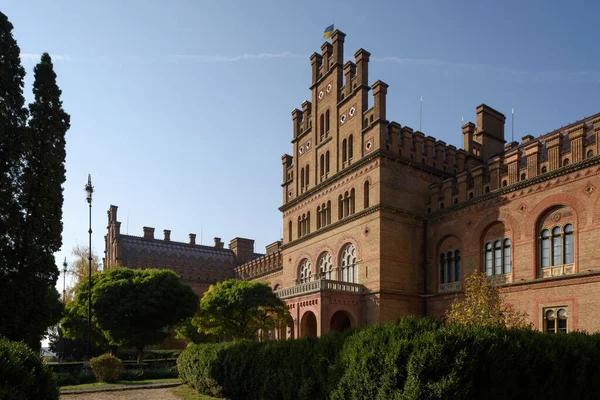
left=286, top=315, right=295, bottom=340
left=300, top=311, right=318, bottom=337
left=330, top=310, right=352, bottom=332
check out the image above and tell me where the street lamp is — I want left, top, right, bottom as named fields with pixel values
left=84, top=174, right=94, bottom=362
left=61, top=257, right=67, bottom=362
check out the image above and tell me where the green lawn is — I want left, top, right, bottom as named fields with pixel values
left=59, top=378, right=180, bottom=390
left=169, top=384, right=224, bottom=400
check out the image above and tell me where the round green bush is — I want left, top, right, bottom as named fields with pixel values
left=0, top=336, right=59, bottom=400
left=89, top=353, right=123, bottom=383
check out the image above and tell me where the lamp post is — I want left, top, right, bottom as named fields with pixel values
left=84, top=174, right=94, bottom=362
left=61, top=257, right=67, bottom=362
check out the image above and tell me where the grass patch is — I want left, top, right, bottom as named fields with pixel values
left=170, top=384, right=225, bottom=400
left=60, top=378, right=180, bottom=390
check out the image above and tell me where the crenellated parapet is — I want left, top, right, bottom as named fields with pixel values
left=425, top=112, right=600, bottom=213
left=235, top=249, right=283, bottom=280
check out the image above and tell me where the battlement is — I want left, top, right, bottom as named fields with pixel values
left=425, top=113, right=600, bottom=212
left=234, top=249, right=283, bottom=280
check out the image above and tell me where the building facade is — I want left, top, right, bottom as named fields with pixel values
left=235, top=30, right=600, bottom=338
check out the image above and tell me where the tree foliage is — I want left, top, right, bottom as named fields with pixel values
left=64, top=244, right=102, bottom=302
left=445, top=271, right=530, bottom=329
left=192, top=279, right=288, bottom=341
left=0, top=11, right=70, bottom=350
left=65, top=267, right=198, bottom=362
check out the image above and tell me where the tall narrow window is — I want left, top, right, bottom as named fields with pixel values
left=552, top=227, right=562, bottom=266
left=541, top=229, right=550, bottom=267
left=440, top=254, right=446, bottom=284
left=338, top=195, right=343, bottom=219
left=485, top=243, right=493, bottom=276
left=503, top=239, right=511, bottom=273
left=350, top=188, right=355, bottom=214
left=297, top=216, right=302, bottom=238
left=288, top=220, right=292, bottom=242
left=325, top=110, right=330, bottom=133
left=494, top=240, right=502, bottom=275
left=306, top=212, right=310, bottom=234
left=326, top=200, right=331, bottom=224
left=320, top=155, right=324, bottom=179
left=325, top=151, right=330, bottom=175
left=319, top=252, right=332, bottom=280
left=348, top=134, right=354, bottom=160
left=320, top=114, right=324, bottom=138
left=545, top=308, right=568, bottom=333
left=545, top=310, right=556, bottom=333
left=300, top=167, right=304, bottom=192
left=299, top=259, right=312, bottom=283
left=342, top=139, right=347, bottom=164
left=364, top=181, right=370, bottom=208
left=454, top=250, right=461, bottom=281
left=564, top=224, right=574, bottom=263
left=447, top=251, right=454, bottom=283
left=316, top=206, right=321, bottom=229
left=340, top=244, right=358, bottom=283
left=305, top=165, right=310, bottom=189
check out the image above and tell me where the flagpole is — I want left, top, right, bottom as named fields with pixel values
left=512, top=108, right=514, bottom=142
left=419, top=97, right=423, bottom=132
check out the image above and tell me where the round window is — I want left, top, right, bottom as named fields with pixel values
left=306, top=140, right=311, bottom=149
left=288, top=191, right=292, bottom=198
left=318, top=91, right=324, bottom=99
left=299, top=146, right=304, bottom=154
left=366, top=141, right=372, bottom=151
left=340, top=114, right=346, bottom=123
left=326, top=84, right=332, bottom=93
left=349, top=107, right=356, bottom=116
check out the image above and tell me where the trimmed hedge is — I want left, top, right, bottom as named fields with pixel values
left=0, top=336, right=59, bottom=400
left=178, top=317, right=600, bottom=400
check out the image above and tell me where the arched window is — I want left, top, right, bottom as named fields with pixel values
left=439, top=253, right=446, bottom=284
left=348, top=134, right=354, bottom=160
left=454, top=250, right=461, bottom=281
left=364, top=181, right=370, bottom=208
left=342, top=139, right=347, bottom=164
left=340, top=244, right=358, bottom=283
left=552, top=226, right=562, bottom=266
left=326, top=200, right=331, bottom=225
left=502, top=180, right=508, bottom=187
left=587, top=150, right=594, bottom=158
left=485, top=243, right=493, bottom=276
left=541, top=166, right=547, bottom=173
left=469, top=192, right=474, bottom=199
left=297, top=216, right=302, bottom=238
left=350, top=188, right=355, bottom=214
left=520, top=173, right=526, bottom=181
left=485, top=186, right=490, bottom=193
left=338, top=195, right=344, bottom=219
left=545, top=308, right=568, bottom=333
left=325, top=110, right=330, bottom=134
left=503, top=239, right=511, bottom=273
left=319, top=252, right=332, bottom=280
left=300, top=167, right=304, bottom=192
left=320, top=114, right=324, bottom=138
left=316, top=206, right=321, bottom=229
left=299, top=259, right=312, bottom=283
left=305, top=165, right=310, bottom=189
left=563, top=158, right=569, bottom=166
left=541, top=229, right=550, bottom=267
left=288, top=220, right=292, bottom=242
left=447, top=251, right=454, bottom=283
left=320, top=155, right=325, bottom=179
left=306, top=211, right=311, bottom=234
left=325, top=151, right=330, bottom=175
left=564, top=224, right=574, bottom=263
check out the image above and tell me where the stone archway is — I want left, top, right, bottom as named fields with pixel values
left=330, top=310, right=352, bottom=332
left=300, top=311, right=318, bottom=337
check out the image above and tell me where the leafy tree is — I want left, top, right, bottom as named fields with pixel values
left=0, top=13, right=69, bottom=350
left=445, top=271, right=530, bottom=329
left=175, top=316, right=217, bottom=344
left=64, top=244, right=102, bottom=302
left=73, top=268, right=198, bottom=363
left=192, top=279, right=288, bottom=341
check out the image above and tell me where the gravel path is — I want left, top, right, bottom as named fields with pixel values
left=61, top=387, right=180, bottom=400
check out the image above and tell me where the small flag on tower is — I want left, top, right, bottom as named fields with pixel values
left=323, top=24, right=334, bottom=39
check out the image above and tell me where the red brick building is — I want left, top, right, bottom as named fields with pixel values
left=235, top=30, right=600, bottom=338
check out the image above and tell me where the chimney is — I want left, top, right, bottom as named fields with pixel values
left=189, top=233, right=196, bottom=245
left=163, top=229, right=171, bottom=241
left=214, top=237, right=224, bottom=249
left=143, top=226, right=155, bottom=239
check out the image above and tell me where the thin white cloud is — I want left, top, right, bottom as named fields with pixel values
left=373, top=56, right=600, bottom=84
left=170, top=51, right=300, bottom=63
left=20, top=53, right=74, bottom=62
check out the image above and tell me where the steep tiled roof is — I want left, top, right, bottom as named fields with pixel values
left=120, top=235, right=235, bottom=263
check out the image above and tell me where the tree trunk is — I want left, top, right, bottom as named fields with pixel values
left=137, top=346, right=144, bottom=364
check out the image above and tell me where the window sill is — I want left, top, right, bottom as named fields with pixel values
left=486, top=273, right=512, bottom=285
left=540, top=264, right=575, bottom=278
left=439, top=281, right=461, bottom=293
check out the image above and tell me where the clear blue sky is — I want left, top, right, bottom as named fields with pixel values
left=3, top=0, right=599, bottom=291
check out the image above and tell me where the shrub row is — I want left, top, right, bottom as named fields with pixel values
left=0, top=337, right=59, bottom=400
left=177, top=317, right=600, bottom=400
left=118, top=349, right=182, bottom=360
